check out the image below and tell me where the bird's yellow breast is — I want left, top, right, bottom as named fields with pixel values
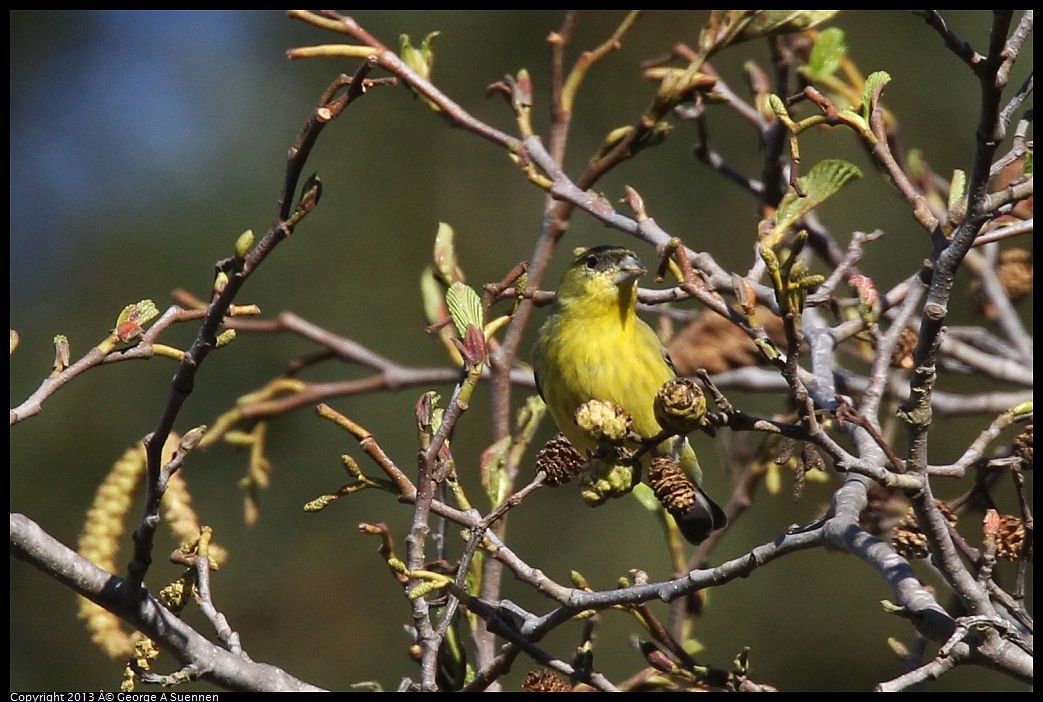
left=532, top=285, right=673, bottom=452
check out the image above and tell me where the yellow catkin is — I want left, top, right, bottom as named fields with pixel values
left=77, top=433, right=226, bottom=660
left=77, top=443, right=149, bottom=659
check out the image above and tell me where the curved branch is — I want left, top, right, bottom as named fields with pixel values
left=11, top=513, right=323, bottom=692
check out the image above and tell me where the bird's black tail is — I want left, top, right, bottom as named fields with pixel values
left=674, top=485, right=728, bottom=545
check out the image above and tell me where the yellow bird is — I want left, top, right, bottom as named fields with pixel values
left=531, top=245, right=726, bottom=544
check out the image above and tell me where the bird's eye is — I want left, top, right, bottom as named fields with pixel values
left=585, top=255, right=598, bottom=270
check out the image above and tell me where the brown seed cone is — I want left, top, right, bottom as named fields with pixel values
left=521, top=670, right=573, bottom=692
left=892, top=500, right=958, bottom=559
left=996, top=247, right=1034, bottom=302
left=667, top=305, right=788, bottom=376
left=647, top=455, right=699, bottom=517
left=653, top=377, right=707, bottom=436
left=535, top=433, right=585, bottom=486
left=889, top=327, right=918, bottom=370
left=994, top=514, right=1030, bottom=561
left=970, top=247, right=1033, bottom=318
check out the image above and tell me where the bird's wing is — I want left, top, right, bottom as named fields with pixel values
left=663, top=346, right=680, bottom=378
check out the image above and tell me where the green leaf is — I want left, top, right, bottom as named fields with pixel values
left=399, top=31, right=442, bottom=111
left=701, top=11, right=839, bottom=56
left=776, top=159, right=863, bottom=231
left=399, top=31, right=439, bottom=80
left=947, top=169, right=968, bottom=216
left=420, top=266, right=447, bottom=326
left=738, top=11, right=839, bottom=43
left=115, top=299, right=159, bottom=328
left=805, top=27, right=847, bottom=81
left=433, top=221, right=464, bottom=284
left=861, top=70, right=892, bottom=122
left=445, top=282, right=484, bottom=338
left=631, top=482, right=661, bottom=513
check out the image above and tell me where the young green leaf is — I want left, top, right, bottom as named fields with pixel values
left=445, top=282, right=484, bottom=338
left=805, top=27, right=847, bottom=81
left=776, top=159, right=862, bottom=233
left=861, top=70, right=892, bottom=123
left=433, top=221, right=464, bottom=284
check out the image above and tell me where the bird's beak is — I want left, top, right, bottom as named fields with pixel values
left=613, top=252, right=646, bottom=285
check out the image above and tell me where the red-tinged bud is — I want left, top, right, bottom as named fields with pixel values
left=462, top=324, right=487, bottom=367
left=983, top=509, right=1001, bottom=536
left=117, top=321, right=142, bottom=342
left=850, top=274, right=878, bottom=308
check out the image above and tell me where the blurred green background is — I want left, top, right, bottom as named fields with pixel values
left=10, top=11, right=1030, bottom=691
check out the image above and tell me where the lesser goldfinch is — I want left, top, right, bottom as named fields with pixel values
left=531, top=245, right=726, bottom=544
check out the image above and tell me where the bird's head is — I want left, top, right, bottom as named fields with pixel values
left=556, top=246, right=646, bottom=314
